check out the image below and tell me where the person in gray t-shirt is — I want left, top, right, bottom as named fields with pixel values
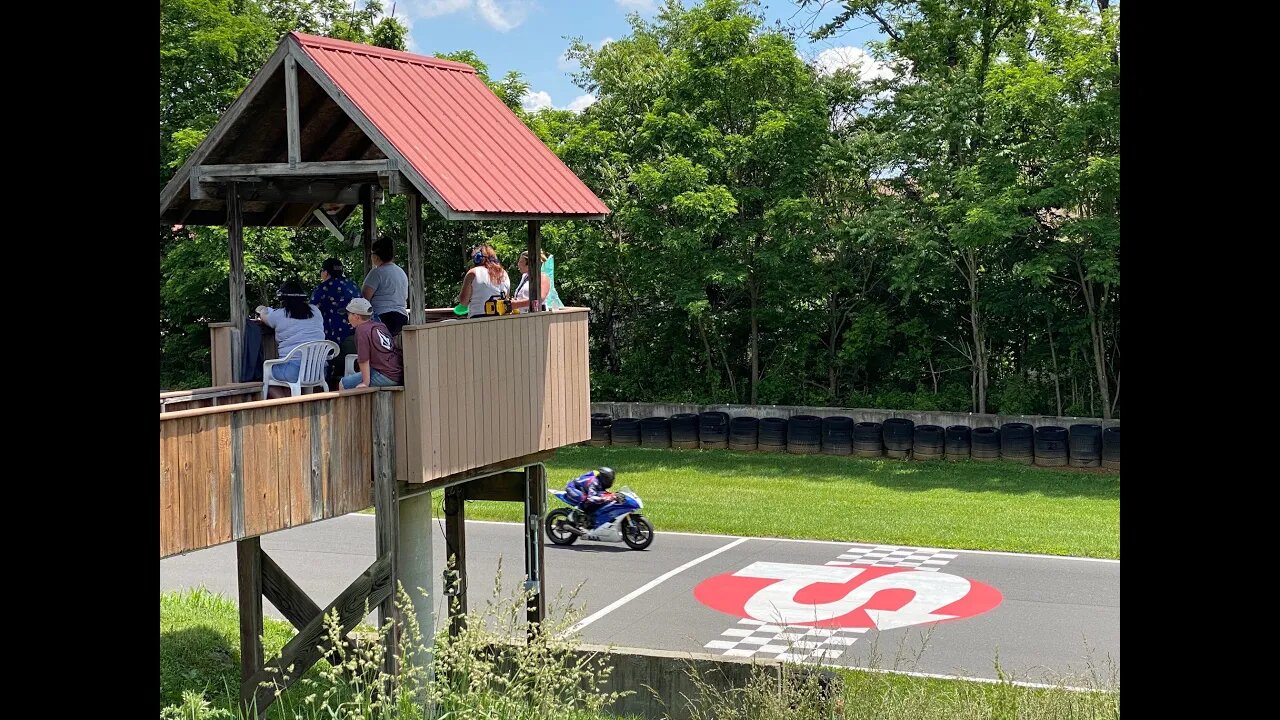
left=362, top=237, right=409, bottom=335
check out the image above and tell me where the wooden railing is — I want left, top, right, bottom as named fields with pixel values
left=160, top=389, right=383, bottom=558
left=162, top=308, right=591, bottom=557
left=399, top=308, right=591, bottom=484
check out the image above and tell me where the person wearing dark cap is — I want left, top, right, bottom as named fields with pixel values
left=312, top=257, right=361, bottom=387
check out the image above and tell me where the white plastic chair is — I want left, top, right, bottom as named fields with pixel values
left=345, top=354, right=358, bottom=376
left=262, top=340, right=340, bottom=399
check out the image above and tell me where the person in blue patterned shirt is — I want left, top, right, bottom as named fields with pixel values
left=312, top=257, right=361, bottom=388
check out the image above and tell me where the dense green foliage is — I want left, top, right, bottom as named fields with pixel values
left=159, top=0, right=1119, bottom=419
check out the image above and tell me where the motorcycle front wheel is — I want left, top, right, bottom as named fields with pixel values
left=622, top=515, right=654, bottom=550
left=545, top=508, right=579, bottom=545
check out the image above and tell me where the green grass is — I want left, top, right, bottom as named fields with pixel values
left=160, top=588, right=303, bottom=714
left=453, top=446, right=1120, bottom=559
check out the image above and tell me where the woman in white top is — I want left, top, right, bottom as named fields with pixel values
left=457, top=244, right=511, bottom=318
left=255, top=280, right=325, bottom=397
left=512, top=250, right=554, bottom=312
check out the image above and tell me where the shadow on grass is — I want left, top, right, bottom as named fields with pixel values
left=551, top=446, right=1120, bottom=501
left=160, top=626, right=238, bottom=712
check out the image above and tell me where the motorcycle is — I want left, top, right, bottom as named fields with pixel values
left=545, top=485, right=655, bottom=550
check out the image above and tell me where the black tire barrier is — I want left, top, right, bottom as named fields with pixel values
left=758, top=417, right=788, bottom=452
left=971, top=426, right=1000, bottom=461
left=1034, top=425, right=1069, bottom=467
left=1102, top=426, right=1120, bottom=470
left=589, top=413, right=612, bottom=447
left=729, top=416, right=759, bottom=452
left=787, top=415, right=822, bottom=455
left=612, top=417, right=640, bottom=447
left=821, top=416, right=854, bottom=456
left=1000, top=422, right=1034, bottom=464
left=882, top=418, right=915, bottom=452
left=944, top=425, right=971, bottom=460
left=699, top=411, right=730, bottom=449
left=639, top=416, right=670, bottom=448
left=914, top=424, right=945, bottom=460
left=1069, top=424, right=1103, bottom=468
left=853, top=421, right=883, bottom=458
left=885, top=449, right=910, bottom=459
left=670, top=413, right=700, bottom=449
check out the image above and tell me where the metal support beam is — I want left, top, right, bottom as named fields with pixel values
left=524, top=464, right=547, bottom=638
left=397, top=489, right=434, bottom=673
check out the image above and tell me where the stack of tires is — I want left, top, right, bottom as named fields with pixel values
left=1033, top=425, right=1068, bottom=467
left=640, top=416, right=670, bottom=448
left=853, top=422, right=883, bottom=458
left=913, top=425, right=945, bottom=460
left=1068, top=424, right=1102, bottom=468
left=612, top=417, right=641, bottom=447
left=698, top=411, right=730, bottom=450
left=971, top=427, right=1000, bottom=461
left=1000, top=423, right=1034, bottom=464
left=882, top=418, right=915, bottom=459
left=669, top=413, right=700, bottom=450
left=1102, top=426, right=1120, bottom=470
left=821, top=416, right=854, bottom=456
left=944, top=425, right=971, bottom=460
left=589, top=413, right=612, bottom=447
left=758, top=417, right=788, bottom=453
left=729, top=416, right=759, bottom=451
left=787, top=415, right=822, bottom=455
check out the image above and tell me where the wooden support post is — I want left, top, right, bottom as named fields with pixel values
left=285, top=55, right=301, bottom=167
left=372, top=391, right=399, bottom=675
left=407, top=193, right=425, bottom=325
left=362, top=185, right=375, bottom=277
left=237, top=537, right=263, bottom=715
left=524, top=464, right=546, bottom=637
left=526, top=220, right=542, bottom=313
left=228, top=183, right=246, bottom=382
left=443, top=485, right=467, bottom=637
left=242, top=554, right=393, bottom=715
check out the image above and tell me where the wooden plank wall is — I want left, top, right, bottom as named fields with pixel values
left=401, top=308, right=590, bottom=484
left=160, top=383, right=263, bottom=414
left=160, top=389, right=377, bottom=559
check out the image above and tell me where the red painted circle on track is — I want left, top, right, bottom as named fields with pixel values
left=694, top=564, right=1002, bottom=629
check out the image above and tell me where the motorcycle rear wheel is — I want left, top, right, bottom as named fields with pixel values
left=545, top=508, right=579, bottom=545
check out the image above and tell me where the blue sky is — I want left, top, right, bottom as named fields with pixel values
left=391, top=0, right=888, bottom=113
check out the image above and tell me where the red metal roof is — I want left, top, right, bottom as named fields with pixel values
left=291, top=33, right=609, bottom=218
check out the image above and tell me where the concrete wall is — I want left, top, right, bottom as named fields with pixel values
left=591, top=401, right=1120, bottom=430
left=569, top=644, right=802, bottom=720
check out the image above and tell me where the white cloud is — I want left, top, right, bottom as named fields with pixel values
left=475, top=0, right=530, bottom=32
left=616, top=0, right=656, bottom=11
left=521, top=90, right=553, bottom=113
left=413, top=0, right=471, bottom=18
left=404, top=0, right=531, bottom=32
left=813, top=46, right=895, bottom=82
left=567, top=94, right=598, bottom=112
left=522, top=90, right=600, bottom=114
